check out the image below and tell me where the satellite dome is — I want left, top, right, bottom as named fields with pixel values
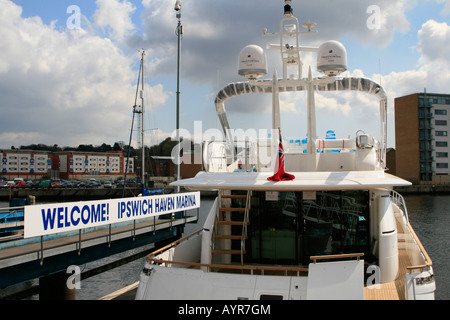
left=317, top=40, right=347, bottom=76
left=238, top=45, right=267, bottom=80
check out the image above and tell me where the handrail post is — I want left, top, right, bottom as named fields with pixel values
left=390, top=190, right=409, bottom=224
left=78, top=229, right=82, bottom=255
left=241, top=190, right=251, bottom=265
left=40, top=236, right=44, bottom=265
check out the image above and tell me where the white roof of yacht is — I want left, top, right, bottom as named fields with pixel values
left=171, top=170, right=411, bottom=191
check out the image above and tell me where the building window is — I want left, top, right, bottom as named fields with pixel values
left=436, top=163, right=449, bottom=169
left=436, top=152, right=448, bottom=158
left=435, top=120, right=447, bottom=126
left=436, top=141, right=448, bottom=147
left=435, top=109, right=447, bottom=115
left=435, top=131, right=448, bottom=136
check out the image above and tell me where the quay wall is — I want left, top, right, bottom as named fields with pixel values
left=395, top=184, right=450, bottom=194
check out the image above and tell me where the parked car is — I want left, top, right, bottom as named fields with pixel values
left=104, top=181, right=112, bottom=188
left=33, top=180, right=51, bottom=188
left=116, top=180, right=125, bottom=187
left=0, top=181, right=12, bottom=188
left=24, top=180, right=34, bottom=188
left=12, top=180, right=26, bottom=188
left=86, top=181, right=101, bottom=188
left=50, top=180, right=62, bottom=188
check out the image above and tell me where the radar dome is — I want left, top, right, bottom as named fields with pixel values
left=238, top=45, right=267, bottom=80
left=317, top=40, right=347, bottom=76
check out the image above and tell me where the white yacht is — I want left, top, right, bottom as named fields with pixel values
left=135, top=1, right=435, bottom=300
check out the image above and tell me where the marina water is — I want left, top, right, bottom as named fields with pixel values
left=1, top=195, right=448, bottom=300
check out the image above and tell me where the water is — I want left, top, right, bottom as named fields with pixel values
left=402, top=194, right=450, bottom=300
left=1, top=195, right=448, bottom=300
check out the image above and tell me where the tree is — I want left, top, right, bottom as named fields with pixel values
left=97, top=143, right=112, bottom=152
left=149, top=137, right=178, bottom=157
left=113, top=141, right=125, bottom=151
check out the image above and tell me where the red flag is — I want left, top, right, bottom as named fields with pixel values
left=268, top=134, right=295, bottom=181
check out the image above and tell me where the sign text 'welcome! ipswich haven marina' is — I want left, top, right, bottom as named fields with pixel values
left=24, top=192, right=200, bottom=238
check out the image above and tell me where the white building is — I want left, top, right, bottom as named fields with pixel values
left=1, top=150, right=51, bottom=179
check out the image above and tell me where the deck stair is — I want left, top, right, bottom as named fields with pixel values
left=212, top=191, right=252, bottom=264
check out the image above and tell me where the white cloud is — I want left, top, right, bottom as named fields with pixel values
left=417, top=20, right=450, bottom=64
left=0, top=0, right=169, bottom=149
left=93, top=0, right=136, bottom=42
left=381, top=19, right=450, bottom=98
left=1, top=0, right=444, bottom=151
left=128, top=0, right=416, bottom=87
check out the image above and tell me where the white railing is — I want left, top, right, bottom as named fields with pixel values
left=391, top=190, right=433, bottom=273
left=203, top=140, right=261, bottom=172
left=241, top=190, right=252, bottom=265
left=390, top=190, right=409, bottom=224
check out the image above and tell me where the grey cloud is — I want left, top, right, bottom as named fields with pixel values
left=128, top=0, right=414, bottom=87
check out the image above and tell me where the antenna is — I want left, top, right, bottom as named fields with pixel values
left=262, top=0, right=318, bottom=80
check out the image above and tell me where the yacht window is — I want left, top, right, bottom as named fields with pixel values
left=245, top=190, right=371, bottom=266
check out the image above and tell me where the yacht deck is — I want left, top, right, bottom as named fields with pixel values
left=364, top=248, right=409, bottom=300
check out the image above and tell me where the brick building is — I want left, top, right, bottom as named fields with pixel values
left=1, top=149, right=134, bottom=181
left=1, top=149, right=52, bottom=180
left=395, top=92, right=450, bottom=184
left=55, top=151, right=134, bottom=180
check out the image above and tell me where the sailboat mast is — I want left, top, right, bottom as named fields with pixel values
left=140, top=50, right=145, bottom=187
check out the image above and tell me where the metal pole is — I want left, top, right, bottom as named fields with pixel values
left=175, top=2, right=182, bottom=191
left=123, top=57, right=142, bottom=198
left=141, top=50, right=146, bottom=189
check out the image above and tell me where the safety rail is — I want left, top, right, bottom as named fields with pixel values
left=149, top=229, right=204, bottom=258
left=390, top=191, right=432, bottom=273
left=0, top=209, right=24, bottom=221
left=147, top=255, right=309, bottom=276
left=147, top=232, right=370, bottom=276
left=390, top=190, right=409, bottom=224
left=0, top=206, right=25, bottom=218
left=149, top=229, right=308, bottom=275
left=211, top=194, right=221, bottom=255
left=0, top=206, right=25, bottom=235
left=310, top=253, right=364, bottom=263
left=203, top=139, right=260, bottom=173
left=241, top=190, right=252, bottom=265
left=404, top=220, right=433, bottom=273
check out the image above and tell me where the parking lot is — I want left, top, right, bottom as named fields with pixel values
left=0, top=178, right=141, bottom=190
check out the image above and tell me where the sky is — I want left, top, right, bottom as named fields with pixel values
left=1, top=0, right=450, bottom=151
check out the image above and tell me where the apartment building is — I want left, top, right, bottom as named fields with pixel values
left=1, top=149, right=52, bottom=180
left=395, top=92, right=450, bottom=184
left=55, top=151, right=134, bottom=180
left=0, top=149, right=134, bottom=181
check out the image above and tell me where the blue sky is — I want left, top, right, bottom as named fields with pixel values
left=1, top=0, right=450, bottom=150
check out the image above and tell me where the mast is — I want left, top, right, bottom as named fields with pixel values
left=139, top=49, right=146, bottom=188
left=175, top=0, right=182, bottom=189
left=123, top=51, right=145, bottom=197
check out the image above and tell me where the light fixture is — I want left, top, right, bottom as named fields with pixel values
left=174, top=0, right=181, bottom=12
left=284, top=0, right=293, bottom=16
